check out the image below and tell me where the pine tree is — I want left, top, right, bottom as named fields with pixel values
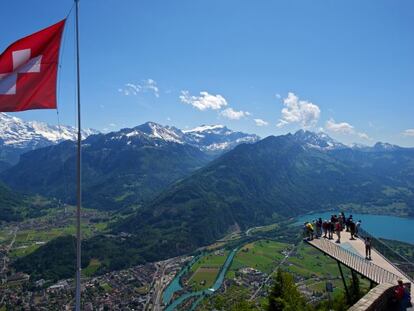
left=267, top=269, right=310, bottom=311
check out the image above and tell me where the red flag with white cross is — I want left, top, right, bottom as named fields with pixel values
left=0, top=20, right=66, bottom=112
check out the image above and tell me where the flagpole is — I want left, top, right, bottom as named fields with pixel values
left=74, top=0, right=82, bottom=310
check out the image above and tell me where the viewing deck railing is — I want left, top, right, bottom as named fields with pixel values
left=308, top=238, right=401, bottom=284
left=358, top=227, right=414, bottom=282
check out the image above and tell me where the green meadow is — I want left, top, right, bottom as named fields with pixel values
left=4, top=216, right=108, bottom=259
left=187, top=250, right=229, bottom=291
left=227, top=240, right=291, bottom=277
left=83, top=258, right=102, bottom=277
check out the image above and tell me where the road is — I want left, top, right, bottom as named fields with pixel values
left=143, top=262, right=161, bottom=311
left=250, top=244, right=296, bottom=300
left=245, top=226, right=260, bottom=236
left=1, top=226, right=18, bottom=276
left=151, top=259, right=173, bottom=311
left=0, top=226, right=18, bottom=305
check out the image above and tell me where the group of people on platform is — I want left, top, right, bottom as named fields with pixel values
left=303, top=214, right=412, bottom=310
left=303, top=212, right=361, bottom=242
left=303, top=212, right=373, bottom=260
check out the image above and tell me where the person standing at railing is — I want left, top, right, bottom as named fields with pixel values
left=346, top=214, right=353, bottom=232
left=335, top=221, right=342, bottom=243
left=329, top=220, right=335, bottom=240
left=349, top=219, right=356, bottom=240
left=316, top=218, right=322, bottom=238
left=365, top=237, right=372, bottom=260
left=322, top=219, right=329, bottom=238
left=312, top=219, right=318, bottom=239
left=339, top=212, right=345, bottom=231
left=355, top=220, right=361, bottom=238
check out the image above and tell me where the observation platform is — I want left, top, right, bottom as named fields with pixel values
left=305, top=229, right=413, bottom=310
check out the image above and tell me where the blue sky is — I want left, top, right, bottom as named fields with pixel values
left=1, top=0, right=413, bottom=146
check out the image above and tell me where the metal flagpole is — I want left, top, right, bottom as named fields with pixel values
left=74, top=0, right=82, bottom=310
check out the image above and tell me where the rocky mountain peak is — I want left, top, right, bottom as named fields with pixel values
left=0, top=113, right=99, bottom=165
left=293, top=129, right=346, bottom=150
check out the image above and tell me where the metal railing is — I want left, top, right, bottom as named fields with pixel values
left=308, top=238, right=401, bottom=284
left=358, top=228, right=414, bottom=282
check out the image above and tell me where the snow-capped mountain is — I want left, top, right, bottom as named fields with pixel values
left=104, top=122, right=185, bottom=149
left=183, top=124, right=260, bottom=153
left=0, top=113, right=97, bottom=147
left=108, top=122, right=260, bottom=154
left=292, top=130, right=413, bottom=153
left=134, top=122, right=186, bottom=144
left=0, top=113, right=98, bottom=166
left=292, top=129, right=347, bottom=150
left=372, top=142, right=401, bottom=151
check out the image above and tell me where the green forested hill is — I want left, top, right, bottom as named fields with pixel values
left=13, top=132, right=414, bottom=279
left=1, top=130, right=212, bottom=211
left=0, top=182, right=26, bottom=221
left=115, top=133, right=414, bottom=255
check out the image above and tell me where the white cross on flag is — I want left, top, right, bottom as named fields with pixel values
left=0, top=20, right=66, bottom=112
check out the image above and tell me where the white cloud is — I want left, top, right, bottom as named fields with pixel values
left=275, top=93, right=281, bottom=99
left=118, top=79, right=160, bottom=98
left=276, top=92, right=321, bottom=128
left=254, top=118, right=269, bottom=126
left=326, top=119, right=354, bottom=134
left=326, top=118, right=370, bottom=140
left=145, top=79, right=160, bottom=97
left=220, top=108, right=250, bottom=120
left=358, top=132, right=370, bottom=140
left=402, top=129, right=414, bottom=137
left=109, top=123, right=116, bottom=127
left=179, top=91, right=228, bottom=111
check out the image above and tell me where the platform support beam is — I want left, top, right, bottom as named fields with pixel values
left=337, top=261, right=351, bottom=303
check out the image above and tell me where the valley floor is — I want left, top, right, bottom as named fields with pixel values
left=1, top=216, right=413, bottom=310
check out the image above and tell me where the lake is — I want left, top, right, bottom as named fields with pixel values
left=296, top=212, right=414, bottom=244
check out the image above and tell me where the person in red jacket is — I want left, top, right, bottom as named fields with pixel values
left=394, top=280, right=411, bottom=310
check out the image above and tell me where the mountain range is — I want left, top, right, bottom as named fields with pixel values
left=114, top=131, right=414, bottom=255
left=0, top=113, right=98, bottom=169
left=12, top=129, right=414, bottom=279
left=103, top=122, right=260, bottom=154
left=0, top=120, right=259, bottom=210
left=182, top=124, right=260, bottom=153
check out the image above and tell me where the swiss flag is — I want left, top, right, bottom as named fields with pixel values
left=0, top=20, right=66, bottom=112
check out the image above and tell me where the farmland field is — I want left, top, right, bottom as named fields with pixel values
left=187, top=250, right=229, bottom=290
left=227, top=240, right=291, bottom=276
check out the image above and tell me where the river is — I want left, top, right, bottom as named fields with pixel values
left=163, top=212, right=414, bottom=309
left=162, top=255, right=200, bottom=305
left=163, top=248, right=238, bottom=311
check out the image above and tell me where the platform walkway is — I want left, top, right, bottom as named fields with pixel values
left=306, top=229, right=413, bottom=309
